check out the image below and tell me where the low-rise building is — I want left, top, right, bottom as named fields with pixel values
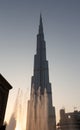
left=57, top=109, right=80, bottom=130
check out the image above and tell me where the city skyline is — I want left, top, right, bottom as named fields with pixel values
left=0, top=0, right=80, bottom=123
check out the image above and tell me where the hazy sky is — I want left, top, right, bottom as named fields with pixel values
left=0, top=0, right=80, bottom=123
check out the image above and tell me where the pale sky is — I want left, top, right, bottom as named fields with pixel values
left=0, top=0, right=80, bottom=124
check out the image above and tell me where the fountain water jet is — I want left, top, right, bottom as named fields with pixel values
left=6, top=89, right=27, bottom=130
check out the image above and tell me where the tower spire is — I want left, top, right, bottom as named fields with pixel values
left=39, top=14, right=44, bottom=35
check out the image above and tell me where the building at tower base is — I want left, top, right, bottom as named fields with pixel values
left=57, top=109, right=80, bottom=130
left=26, top=15, right=56, bottom=130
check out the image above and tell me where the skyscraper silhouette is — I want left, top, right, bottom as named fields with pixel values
left=26, top=15, right=56, bottom=130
